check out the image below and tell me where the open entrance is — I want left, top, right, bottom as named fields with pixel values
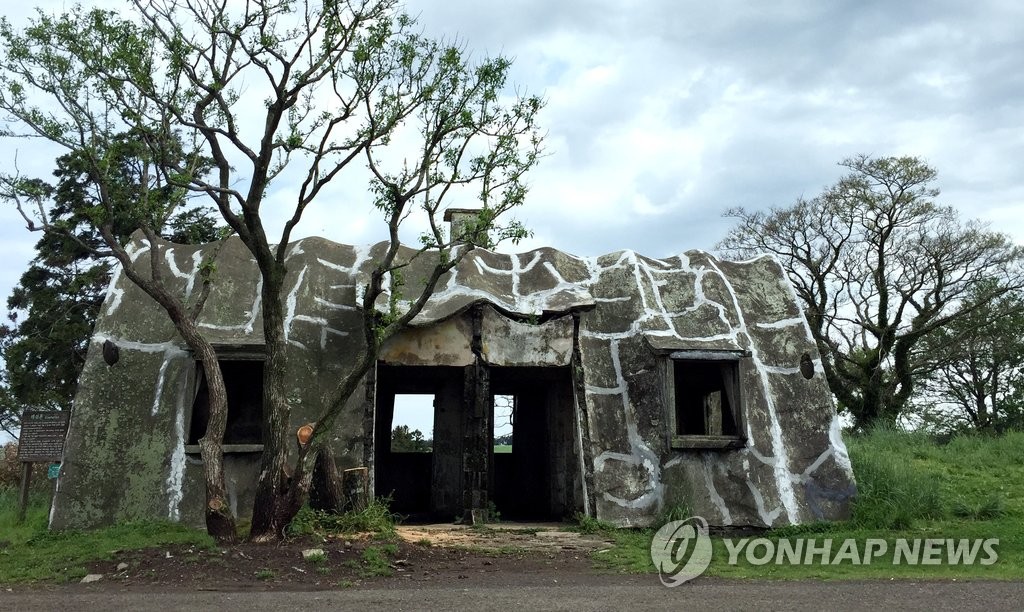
left=374, top=363, right=580, bottom=521
left=490, top=366, right=578, bottom=520
left=374, top=365, right=464, bottom=519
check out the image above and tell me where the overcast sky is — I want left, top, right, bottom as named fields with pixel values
left=3, top=1, right=1023, bottom=437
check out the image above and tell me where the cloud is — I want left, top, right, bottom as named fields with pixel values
left=1, top=0, right=1021, bottom=315
left=401, top=0, right=1024, bottom=258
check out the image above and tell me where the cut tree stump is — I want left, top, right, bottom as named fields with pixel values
left=342, top=467, right=369, bottom=513
left=309, top=445, right=345, bottom=513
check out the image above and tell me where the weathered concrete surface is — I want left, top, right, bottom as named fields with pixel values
left=52, top=234, right=854, bottom=530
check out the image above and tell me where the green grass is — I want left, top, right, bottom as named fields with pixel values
left=596, top=428, right=1024, bottom=580
left=4, top=429, right=1020, bottom=584
left=592, top=529, right=653, bottom=572
left=359, top=544, right=397, bottom=577
left=844, top=429, right=945, bottom=529
left=0, top=489, right=215, bottom=583
left=0, top=488, right=51, bottom=546
left=287, top=497, right=399, bottom=538
left=493, top=445, right=512, bottom=454
left=573, top=512, right=617, bottom=535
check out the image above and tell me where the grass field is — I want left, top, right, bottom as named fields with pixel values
left=592, top=428, right=1024, bottom=580
left=493, top=445, right=513, bottom=454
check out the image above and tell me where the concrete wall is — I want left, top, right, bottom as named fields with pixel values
left=51, top=234, right=855, bottom=530
left=51, top=236, right=373, bottom=529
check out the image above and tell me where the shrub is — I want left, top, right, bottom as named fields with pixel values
left=573, top=512, right=616, bottom=534
left=287, top=497, right=398, bottom=538
left=0, top=443, right=51, bottom=492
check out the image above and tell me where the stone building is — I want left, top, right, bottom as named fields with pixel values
left=50, top=226, right=856, bottom=530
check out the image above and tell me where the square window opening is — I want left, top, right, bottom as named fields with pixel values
left=188, top=360, right=264, bottom=446
left=673, top=360, right=740, bottom=437
left=391, top=394, right=434, bottom=452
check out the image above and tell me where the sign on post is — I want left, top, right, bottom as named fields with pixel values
left=17, top=410, right=70, bottom=462
left=16, top=410, right=70, bottom=523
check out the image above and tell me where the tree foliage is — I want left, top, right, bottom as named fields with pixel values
left=390, top=425, right=430, bottom=452
left=915, top=284, right=1024, bottom=432
left=493, top=433, right=513, bottom=446
left=0, top=135, right=221, bottom=436
left=1, top=0, right=544, bottom=540
left=719, top=155, right=1024, bottom=429
left=0, top=123, right=240, bottom=540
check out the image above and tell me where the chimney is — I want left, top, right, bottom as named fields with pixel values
left=443, top=208, right=483, bottom=245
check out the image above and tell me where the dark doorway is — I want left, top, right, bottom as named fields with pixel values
left=490, top=366, right=578, bottom=520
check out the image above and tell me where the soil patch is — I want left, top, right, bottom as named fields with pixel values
left=67, top=523, right=616, bottom=591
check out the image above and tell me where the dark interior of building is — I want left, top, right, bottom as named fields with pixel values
left=374, top=363, right=579, bottom=522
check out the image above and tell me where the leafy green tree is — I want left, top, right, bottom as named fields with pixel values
left=915, top=285, right=1024, bottom=432
left=391, top=425, right=431, bottom=452
left=1, top=0, right=543, bottom=540
left=0, top=374, right=21, bottom=439
left=0, top=137, right=221, bottom=434
left=719, top=155, right=1024, bottom=429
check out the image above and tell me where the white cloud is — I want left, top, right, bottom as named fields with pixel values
left=1, top=0, right=1022, bottom=321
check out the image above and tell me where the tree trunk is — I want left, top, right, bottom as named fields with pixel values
left=975, top=395, right=990, bottom=429
left=178, top=320, right=238, bottom=542
left=248, top=267, right=293, bottom=541
left=115, top=242, right=237, bottom=542
left=254, top=348, right=379, bottom=537
left=197, top=436, right=236, bottom=541
left=310, top=445, right=346, bottom=513
left=342, top=467, right=369, bottom=513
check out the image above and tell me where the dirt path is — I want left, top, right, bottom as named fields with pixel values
left=394, top=522, right=614, bottom=553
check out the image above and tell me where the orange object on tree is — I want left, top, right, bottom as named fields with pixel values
left=296, top=423, right=314, bottom=447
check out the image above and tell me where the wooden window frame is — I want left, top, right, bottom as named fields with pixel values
left=184, top=346, right=266, bottom=455
left=663, top=350, right=748, bottom=451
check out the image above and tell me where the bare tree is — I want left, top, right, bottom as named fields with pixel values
left=1, top=0, right=544, bottom=539
left=719, top=155, right=1024, bottom=429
